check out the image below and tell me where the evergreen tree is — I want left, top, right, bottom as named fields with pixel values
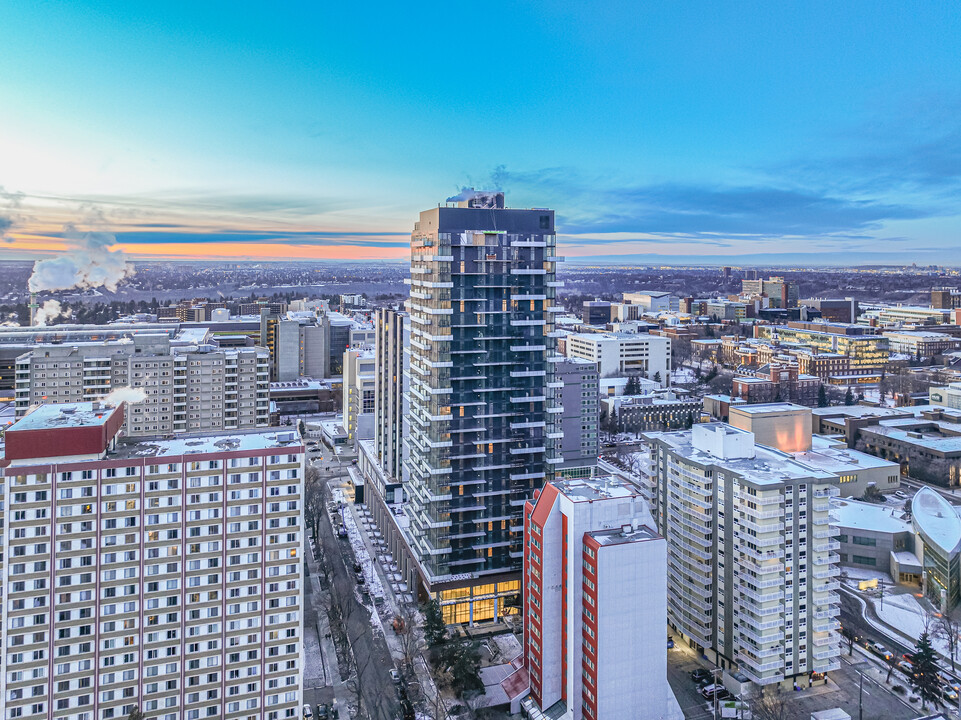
left=127, top=710, right=145, bottom=720
left=911, top=631, right=941, bottom=709
left=445, top=641, right=485, bottom=697
left=844, top=387, right=855, bottom=406
left=652, top=371, right=662, bottom=384
left=817, top=385, right=829, bottom=408
left=624, top=375, right=639, bottom=395
left=421, top=598, right=448, bottom=648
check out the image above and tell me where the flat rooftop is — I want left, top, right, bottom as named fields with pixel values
left=590, top=524, right=658, bottom=546
left=110, top=429, right=303, bottom=460
left=792, top=435, right=898, bottom=473
left=10, top=402, right=119, bottom=432
left=553, top=475, right=637, bottom=502
left=731, top=402, right=809, bottom=415
left=831, top=498, right=911, bottom=534
left=647, top=427, right=835, bottom=485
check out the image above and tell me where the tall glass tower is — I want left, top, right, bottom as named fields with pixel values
left=403, top=191, right=563, bottom=624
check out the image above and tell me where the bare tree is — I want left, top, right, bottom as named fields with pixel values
left=841, top=625, right=857, bottom=656
left=937, top=614, right=961, bottom=672
left=337, top=595, right=375, bottom=720
left=885, top=652, right=898, bottom=683
left=304, top=464, right=328, bottom=540
left=395, top=603, right=425, bottom=672
left=751, top=688, right=790, bottom=720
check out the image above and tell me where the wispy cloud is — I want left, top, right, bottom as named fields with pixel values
left=490, top=159, right=947, bottom=247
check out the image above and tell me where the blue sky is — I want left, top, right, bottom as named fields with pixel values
left=1, top=1, right=959, bottom=263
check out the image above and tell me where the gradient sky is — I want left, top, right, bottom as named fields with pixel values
left=1, top=1, right=960, bottom=264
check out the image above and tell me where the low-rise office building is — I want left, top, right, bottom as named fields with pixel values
left=883, top=331, right=961, bottom=357
left=566, top=332, right=671, bottom=385
left=602, top=391, right=700, bottom=433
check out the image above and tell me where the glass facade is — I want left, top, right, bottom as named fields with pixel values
left=405, top=202, right=562, bottom=593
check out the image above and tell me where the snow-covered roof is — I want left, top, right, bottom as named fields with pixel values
left=912, top=487, right=961, bottom=556
left=831, top=498, right=911, bottom=535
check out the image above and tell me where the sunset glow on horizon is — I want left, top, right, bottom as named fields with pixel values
left=1, top=2, right=959, bottom=265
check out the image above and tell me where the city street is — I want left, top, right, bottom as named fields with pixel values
left=304, top=453, right=401, bottom=720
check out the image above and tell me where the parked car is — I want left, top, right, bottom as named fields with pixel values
left=390, top=669, right=402, bottom=684
left=691, top=669, right=712, bottom=684
left=303, top=705, right=313, bottom=719
left=700, top=684, right=724, bottom=700
left=667, top=636, right=675, bottom=649
left=337, top=525, right=349, bottom=539
left=713, top=689, right=733, bottom=702
left=869, top=642, right=893, bottom=661
left=316, top=704, right=329, bottom=720
left=893, top=490, right=907, bottom=499
left=352, top=562, right=362, bottom=573
left=355, top=573, right=365, bottom=585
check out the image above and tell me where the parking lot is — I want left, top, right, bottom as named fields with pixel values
left=666, top=634, right=921, bottom=720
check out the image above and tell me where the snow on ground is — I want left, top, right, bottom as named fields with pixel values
left=342, top=508, right=387, bottom=599
left=875, top=592, right=928, bottom=639
left=840, top=567, right=890, bottom=584
left=339, top=503, right=390, bottom=632
left=868, top=590, right=956, bottom=659
left=672, top=368, right=696, bottom=384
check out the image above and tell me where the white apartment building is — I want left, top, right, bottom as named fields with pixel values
left=522, top=476, right=682, bottom=720
left=1, top=401, right=304, bottom=720
left=565, top=332, right=671, bottom=385
left=646, top=423, right=842, bottom=689
left=342, top=347, right=376, bottom=448
left=14, top=335, right=270, bottom=435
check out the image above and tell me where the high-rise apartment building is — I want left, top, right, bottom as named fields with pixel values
left=373, top=309, right=409, bottom=482
left=342, top=347, right=376, bottom=448
left=260, top=313, right=300, bottom=382
left=522, top=476, right=682, bottom=720
left=402, top=192, right=562, bottom=624
left=1, top=401, right=304, bottom=720
left=646, top=423, right=841, bottom=688
left=14, top=335, right=270, bottom=434
left=553, top=358, right=599, bottom=477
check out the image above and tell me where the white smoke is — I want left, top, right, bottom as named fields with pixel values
left=102, top=386, right=148, bottom=406
left=446, top=187, right=502, bottom=206
left=34, top=300, right=70, bottom=326
left=28, top=221, right=135, bottom=293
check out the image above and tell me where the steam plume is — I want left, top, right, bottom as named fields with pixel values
left=102, top=386, right=148, bottom=406
left=34, top=300, right=70, bottom=327
left=28, top=222, right=135, bottom=293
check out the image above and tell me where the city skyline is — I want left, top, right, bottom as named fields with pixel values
left=1, top=2, right=960, bottom=265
